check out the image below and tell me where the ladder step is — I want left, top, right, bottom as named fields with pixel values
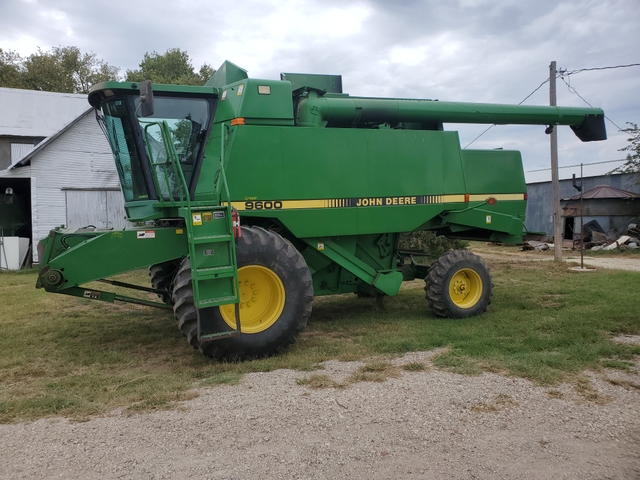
left=197, top=295, right=239, bottom=308
left=196, top=266, right=237, bottom=280
left=192, top=234, right=233, bottom=244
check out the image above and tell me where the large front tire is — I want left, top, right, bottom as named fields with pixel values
left=172, top=226, right=313, bottom=360
left=425, top=250, right=492, bottom=318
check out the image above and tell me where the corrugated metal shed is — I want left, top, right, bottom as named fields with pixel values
left=0, top=87, right=88, bottom=137
left=526, top=173, right=640, bottom=235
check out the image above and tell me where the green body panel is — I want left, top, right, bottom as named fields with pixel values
left=223, top=125, right=525, bottom=239
left=461, top=150, right=526, bottom=194
left=38, top=61, right=607, bottom=319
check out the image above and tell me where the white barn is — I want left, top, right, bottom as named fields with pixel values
left=0, top=88, right=129, bottom=265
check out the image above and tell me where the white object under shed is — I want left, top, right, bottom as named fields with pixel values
left=0, top=236, right=30, bottom=270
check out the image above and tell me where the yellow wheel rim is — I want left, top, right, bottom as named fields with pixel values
left=220, top=265, right=285, bottom=334
left=448, top=268, right=483, bottom=308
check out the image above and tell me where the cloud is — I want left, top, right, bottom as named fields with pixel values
left=1, top=0, right=638, bottom=174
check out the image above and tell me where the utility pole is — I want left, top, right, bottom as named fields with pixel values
left=549, top=61, right=563, bottom=262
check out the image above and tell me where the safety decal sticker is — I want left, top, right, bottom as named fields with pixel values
left=317, top=242, right=325, bottom=251
left=192, top=213, right=202, bottom=226
left=83, top=291, right=101, bottom=299
left=137, top=230, right=156, bottom=239
left=237, top=84, right=244, bottom=96
left=222, top=90, right=228, bottom=100
left=486, top=215, right=492, bottom=224
left=202, top=212, right=213, bottom=222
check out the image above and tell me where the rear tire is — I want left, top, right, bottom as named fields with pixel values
left=172, top=226, right=314, bottom=360
left=425, top=250, right=492, bottom=318
left=149, top=260, right=181, bottom=305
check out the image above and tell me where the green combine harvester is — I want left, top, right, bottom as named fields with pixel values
left=36, top=61, right=607, bottom=359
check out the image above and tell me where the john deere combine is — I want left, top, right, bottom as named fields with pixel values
left=36, top=61, right=607, bottom=359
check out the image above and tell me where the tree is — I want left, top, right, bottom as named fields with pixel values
left=0, top=46, right=119, bottom=93
left=126, top=48, right=214, bottom=85
left=0, top=49, right=25, bottom=89
left=614, top=123, right=640, bottom=183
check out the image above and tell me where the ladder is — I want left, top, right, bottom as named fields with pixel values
left=145, top=121, right=241, bottom=341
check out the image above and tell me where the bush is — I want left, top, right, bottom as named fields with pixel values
left=398, top=231, right=468, bottom=258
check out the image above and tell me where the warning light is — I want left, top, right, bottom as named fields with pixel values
left=487, top=197, right=497, bottom=206
left=524, top=193, right=528, bottom=200
left=230, top=118, right=245, bottom=126
left=464, top=194, right=470, bottom=203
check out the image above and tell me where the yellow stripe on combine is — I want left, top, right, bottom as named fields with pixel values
left=467, top=194, right=525, bottom=202
left=224, top=193, right=525, bottom=211
left=442, top=194, right=466, bottom=203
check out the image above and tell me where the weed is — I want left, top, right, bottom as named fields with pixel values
left=546, top=389, right=565, bottom=399
left=349, top=362, right=402, bottom=383
left=605, top=378, right=640, bottom=390
left=574, top=377, right=610, bottom=404
left=402, top=362, right=427, bottom=372
left=470, top=393, right=518, bottom=413
left=296, top=374, right=347, bottom=389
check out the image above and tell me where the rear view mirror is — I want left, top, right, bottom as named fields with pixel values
left=139, top=80, right=154, bottom=117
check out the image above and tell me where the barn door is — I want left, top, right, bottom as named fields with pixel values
left=65, top=189, right=129, bottom=230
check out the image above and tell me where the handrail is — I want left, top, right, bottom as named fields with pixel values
left=218, top=122, right=232, bottom=206
left=141, top=121, right=192, bottom=209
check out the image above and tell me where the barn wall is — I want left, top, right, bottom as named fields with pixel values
left=28, top=113, right=121, bottom=262
left=0, top=112, right=132, bottom=263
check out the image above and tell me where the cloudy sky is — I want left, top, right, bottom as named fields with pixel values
left=2, top=0, right=639, bottom=181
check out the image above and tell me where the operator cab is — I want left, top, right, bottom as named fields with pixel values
left=88, top=82, right=218, bottom=220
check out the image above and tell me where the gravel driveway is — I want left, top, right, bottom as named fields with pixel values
left=1, top=349, right=639, bottom=480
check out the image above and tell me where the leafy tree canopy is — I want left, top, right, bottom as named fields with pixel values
left=0, top=49, right=23, bottom=89
left=614, top=123, right=640, bottom=183
left=0, top=46, right=119, bottom=94
left=126, top=48, right=214, bottom=86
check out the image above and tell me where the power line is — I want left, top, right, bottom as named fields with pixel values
left=464, top=77, right=550, bottom=148
left=464, top=62, right=638, bottom=148
left=563, top=63, right=640, bottom=76
left=527, top=158, right=625, bottom=173
left=559, top=76, right=625, bottom=131
left=518, top=77, right=550, bottom=105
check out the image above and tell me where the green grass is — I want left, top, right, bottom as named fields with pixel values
left=1, top=257, right=639, bottom=422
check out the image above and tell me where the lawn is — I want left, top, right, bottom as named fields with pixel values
left=1, top=253, right=639, bottom=422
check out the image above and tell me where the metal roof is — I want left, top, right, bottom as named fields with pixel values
left=0, top=87, right=88, bottom=137
left=8, top=107, right=93, bottom=170
left=565, top=184, right=640, bottom=201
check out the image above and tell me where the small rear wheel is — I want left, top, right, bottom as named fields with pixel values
left=425, top=250, right=492, bottom=318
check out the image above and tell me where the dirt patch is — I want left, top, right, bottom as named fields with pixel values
left=613, top=335, right=640, bottom=346
left=470, top=244, right=640, bottom=272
